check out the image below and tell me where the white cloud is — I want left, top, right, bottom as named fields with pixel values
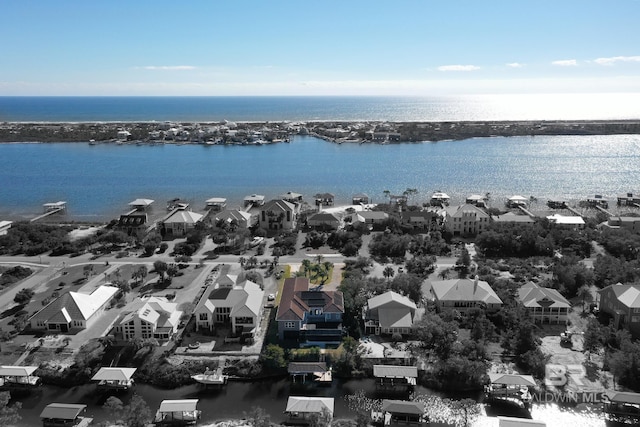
left=552, top=59, right=578, bottom=67
left=594, top=55, right=640, bottom=65
left=139, top=65, right=197, bottom=70
left=437, top=65, right=481, bottom=72
left=506, top=62, right=524, bottom=68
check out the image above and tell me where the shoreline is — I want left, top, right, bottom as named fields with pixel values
left=2, top=119, right=640, bottom=144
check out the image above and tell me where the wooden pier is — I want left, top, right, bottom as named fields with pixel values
left=30, top=201, right=67, bottom=223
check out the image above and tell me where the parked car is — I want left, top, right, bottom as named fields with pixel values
left=250, top=237, right=264, bottom=247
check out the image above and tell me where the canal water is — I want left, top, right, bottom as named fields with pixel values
left=12, top=378, right=605, bottom=426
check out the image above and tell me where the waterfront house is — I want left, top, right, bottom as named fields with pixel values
left=351, top=211, right=389, bottom=229
left=258, top=199, right=297, bottom=231
left=518, top=282, right=570, bottom=324
left=602, top=216, right=640, bottom=234
left=0, top=220, right=11, bottom=236
left=160, top=207, right=204, bottom=237
left=428, top=277, right=503, bottom=314
left=113, top=296, right=182, bottom=342
left=276, top=277, right=344, bottom=346
left=194, top=279, right=264, bottom=338
left=307, top=212, right=341, bottom=230
left=546, top=214, right=585, bottom=229
left=598, top=283, right=640, bottom=338
left=117, top=210, right=148, bottom=238
left=29, top=285, right=119, bottom=333
left=364, top=291, right=417, bottom=337
left=40, top=403, right=91, bottom=427
left=314, top=193, right=335, bottom=207
left=492, top=212, right=536, bottom=225
left=205, top=197, right=227, bottom=212
left=352, top=193, right=370, bottom=205
left=399, top=210, right=438, bottom=230
left=443, top=204, right=490, bottom=236
left=585, top=194, right=609, bottom=209
left=209, top=209, right=254, bottom=230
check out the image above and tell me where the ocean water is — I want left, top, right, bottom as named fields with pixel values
left=1, top=134, right=639, bottom=220
left=1, top=93, right=639, bottom=122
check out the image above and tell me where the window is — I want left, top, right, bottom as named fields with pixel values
left=632, top=316, right=640, bottom=323
left=199, top=313, right=208, bottom=321
left=285, top=322, right=296, bottom=328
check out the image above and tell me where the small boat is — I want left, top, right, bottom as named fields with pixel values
left=191, top=367, right=227, bottom=386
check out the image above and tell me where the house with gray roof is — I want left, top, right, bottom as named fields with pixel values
left=518, top=282, right=570, bottom=324
left=194, top=280, right=264, bottom=338
left=598, top=283, right=640, bottom=338
left=365, top=291, right=417, bottom=337
left=443, top=203, right=490, bottom=236
left=112, top=296, right=182, bottom=342
left=428, top=277, right=502, bottom=313
left=351, top=211, right=389, bottom=229
left=258, top=199, right=297, bottom=231
left=160, top=208, right=204, bottom=237
left=29, top=285, right=119, bottom=333
left=307, top=212, right=341, bottom=230
left=209, top=209, right=254, bottom=229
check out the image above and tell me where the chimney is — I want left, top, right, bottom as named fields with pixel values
left=474, top=275, right=479, bottom=294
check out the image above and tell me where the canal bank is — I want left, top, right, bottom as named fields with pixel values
left=11, top=377, right=606, bottom=427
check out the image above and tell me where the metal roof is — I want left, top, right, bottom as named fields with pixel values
left=489, top=373, right=536, bottom=387
left=0, top=366, right=38, bottom=377
left=382, top=400, right=425, bottom=415
left=158, top=399, right=199, bottom=413
left=373, top=365, right=418, bottom=379
left=40, top=403, right=86, bottom=420
left=91, top=367, right=137, bottom=382
left=285, top=396, right=334, bottom=415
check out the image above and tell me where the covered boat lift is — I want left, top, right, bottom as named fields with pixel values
left=485, top=373, right=536, bottom=409
left=602, top=390, right=640, bottom=424
left=155, top=399, right=201, bottom=425
left=372, top=399, right=428, bottom=425
left=288, top=362, right=332, bottom=384
left=91, top=367, right=136, bottom=391
left=284, top=396, right=334, bottom=422
left=0, top=365, right=41, bottom=389
left=373, top=365, right=417, bottom=390
left=40, top=403, right=91, bottom=427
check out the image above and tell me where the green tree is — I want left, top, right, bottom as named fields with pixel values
left=122, top=394, right=152, bottom=427
left=13, top=288, right=34, bottom=305
left=244, top=406, right=272, bottom=427
left=0, top=391, right=21, bottom=426
left=260, top=344, right=287, bottom=372
left=447, top=398, right=481, bottom=427
left=577, top=285, right=593, bottom=311
left=382, top=265, right=395, bottom=282
left=153, top=260, right=168, bottom=283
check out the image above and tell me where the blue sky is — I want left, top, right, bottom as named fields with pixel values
left=2, top=0, right=640, bottom=96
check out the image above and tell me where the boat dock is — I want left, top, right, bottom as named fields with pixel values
left=30, top=201, right=67, bottom=222
left=484, top=373, right=536, bottom=409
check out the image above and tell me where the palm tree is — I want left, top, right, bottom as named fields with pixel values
left=301, top=259, right=312, bottom=277
left=383, top=265, right=395, bottom=282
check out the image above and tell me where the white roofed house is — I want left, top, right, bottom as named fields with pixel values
left=365, top=291, right=417, bottom=337
left=160, top=208, right=204, bottom=237
left=112, top=297, right=182, bottom=342
left=205, top=197, right=227, bottom=212
left=284, top=396, right=334, bottom=423
left=194, top=280, right=264, bottom=339
left=351, top=211, right=389, bottom=230
left=29, top=285, right=119, bottom=333
left=428, top=277, right=503, bottom=314
left=0, top=220, right=11, bottom=236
